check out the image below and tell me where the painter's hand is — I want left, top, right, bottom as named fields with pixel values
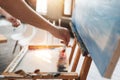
left=5, top=14, right=21, bottom=27
left=8, top=18, right=21, bottom=27
left=52, top=27, right=70, bottom=46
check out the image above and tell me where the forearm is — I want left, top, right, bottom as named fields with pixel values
left=0, top=0, right=70, bottom=45
left=0, top=0, right=56, bottom=33
left=0, top=7, right=10, bottom=17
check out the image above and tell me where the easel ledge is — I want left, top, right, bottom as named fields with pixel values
left=1, top=72, right=78, bottom=79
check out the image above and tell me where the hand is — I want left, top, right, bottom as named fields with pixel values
left=5, top=14, right=21, bottom=27
left=51, top=26, right=70, bottom=46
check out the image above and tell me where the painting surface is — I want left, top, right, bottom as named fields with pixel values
left=72, top=0, right=120, bottom=77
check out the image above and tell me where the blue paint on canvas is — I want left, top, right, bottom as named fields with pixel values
left=72, top=0, right=120, bottom=77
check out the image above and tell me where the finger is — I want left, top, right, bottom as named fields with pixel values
left=8, top=18, right=16, bottom=23
left=12, top=20, right=21, bottom=27
left=60, top=41, right=64, bottom=44
left=60, top=40, right=67, bottom=45
left=12, top=22, right=20, bottom=27
left=60, top=40, right=70, bottom=47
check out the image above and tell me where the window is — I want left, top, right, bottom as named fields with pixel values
left=36, top=0, right=47, bottom=15
left=63, top=0, right=74, bottom=17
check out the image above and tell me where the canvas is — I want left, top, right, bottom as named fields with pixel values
left=71, top=0, right=120, bottom=78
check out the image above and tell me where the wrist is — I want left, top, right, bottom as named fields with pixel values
left=49, top=25, right=58, bottom=35
left=45, top=22, right=58, bottom=35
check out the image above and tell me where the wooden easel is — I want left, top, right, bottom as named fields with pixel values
left=1, top=38, right=92, bottom=80
left=69, top=38, right=92, bottom=80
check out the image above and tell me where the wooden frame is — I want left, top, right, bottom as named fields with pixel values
left=63, top=0, right=75, bottom=17
left=1, top=40, right=92, bottom=80
left=104, top=39, right=120, bottom=78
left=2, top=72, right=78, bottom=79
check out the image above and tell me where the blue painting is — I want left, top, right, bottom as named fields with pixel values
left=71, top=0, right=120, bottom=78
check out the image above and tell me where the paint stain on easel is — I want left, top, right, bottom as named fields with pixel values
left=57, top=48, right=68, bottom=72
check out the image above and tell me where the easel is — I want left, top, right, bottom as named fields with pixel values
left=1, top=37, right=92, bottom=80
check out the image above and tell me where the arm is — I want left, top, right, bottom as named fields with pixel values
left=0, top=7, right=10, bottom=16
left=0, top=0, right=70, bottom=45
